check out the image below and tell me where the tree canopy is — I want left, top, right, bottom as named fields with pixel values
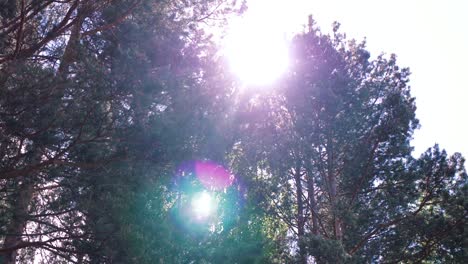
left=1, top=1, right=466, bottom=263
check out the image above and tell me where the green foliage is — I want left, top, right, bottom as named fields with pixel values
left=227, top=18, right=466, bottom=263
left=305, top=235, right=347, bottom=264
left=0, top=2, right=465, bottom=264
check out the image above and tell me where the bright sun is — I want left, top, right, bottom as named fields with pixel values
left=223, top=1, right=292, bottom=86
left=191, top=191, right=214, bottom=218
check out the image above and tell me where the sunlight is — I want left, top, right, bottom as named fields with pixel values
left=223, top=1, right=292, bottom=86
left=191, top=191, right=214, bottom=218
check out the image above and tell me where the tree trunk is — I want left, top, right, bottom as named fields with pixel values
left=57, top=8, right=86, bottom=76
left=1, top=179, right=34, bottom=264
left=327, top=135, right=342, bottom=240
left=294, top=163, right=307, bottom=264
left=305, top=162, right=319, bottom=235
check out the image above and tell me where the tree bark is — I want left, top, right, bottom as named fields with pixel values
left=305, top=162, right=319, bottom=235
left=294, top=163, right=307, bottom=264
left=57, top=4, right=86, bottom=77
left=1, top=179, right=34, bottom=264
left=327, top=135, right=342, bottom=241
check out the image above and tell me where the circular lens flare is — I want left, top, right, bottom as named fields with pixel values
left=195, top=161, right=233, bottom=190
left=191, top=191, right=214, bottom=218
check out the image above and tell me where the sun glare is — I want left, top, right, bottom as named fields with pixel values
left=223, top=1, right=292, bottom=86
left=191, top=191, right=214, bottom=218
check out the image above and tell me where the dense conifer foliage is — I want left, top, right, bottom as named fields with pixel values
left=0, top=1, right=466, bottom=263
left=229, top=20, right=466, bottom=263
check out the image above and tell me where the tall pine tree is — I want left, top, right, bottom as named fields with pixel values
left=229, top=18, right=466, bottom=263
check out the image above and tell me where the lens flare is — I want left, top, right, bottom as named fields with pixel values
left=191, top=191, right=214, bottom=218
left=195, top=161, right=233, bottom=190
left=223, top=0, right=291, bottom=86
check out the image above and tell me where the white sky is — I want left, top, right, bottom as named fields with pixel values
left=228, top=0, right=468, bottom=158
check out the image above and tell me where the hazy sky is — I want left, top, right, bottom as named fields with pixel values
left=230, top=0, right=467, bottom=158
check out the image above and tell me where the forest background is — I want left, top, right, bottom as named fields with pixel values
left=0, top=0, right=466, bottom=263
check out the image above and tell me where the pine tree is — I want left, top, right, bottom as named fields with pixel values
left=1, top=0, right=248, bottom=262
left=230, top=19, right=467, bottom=263
left=2, top=2, right=465, bottom=263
